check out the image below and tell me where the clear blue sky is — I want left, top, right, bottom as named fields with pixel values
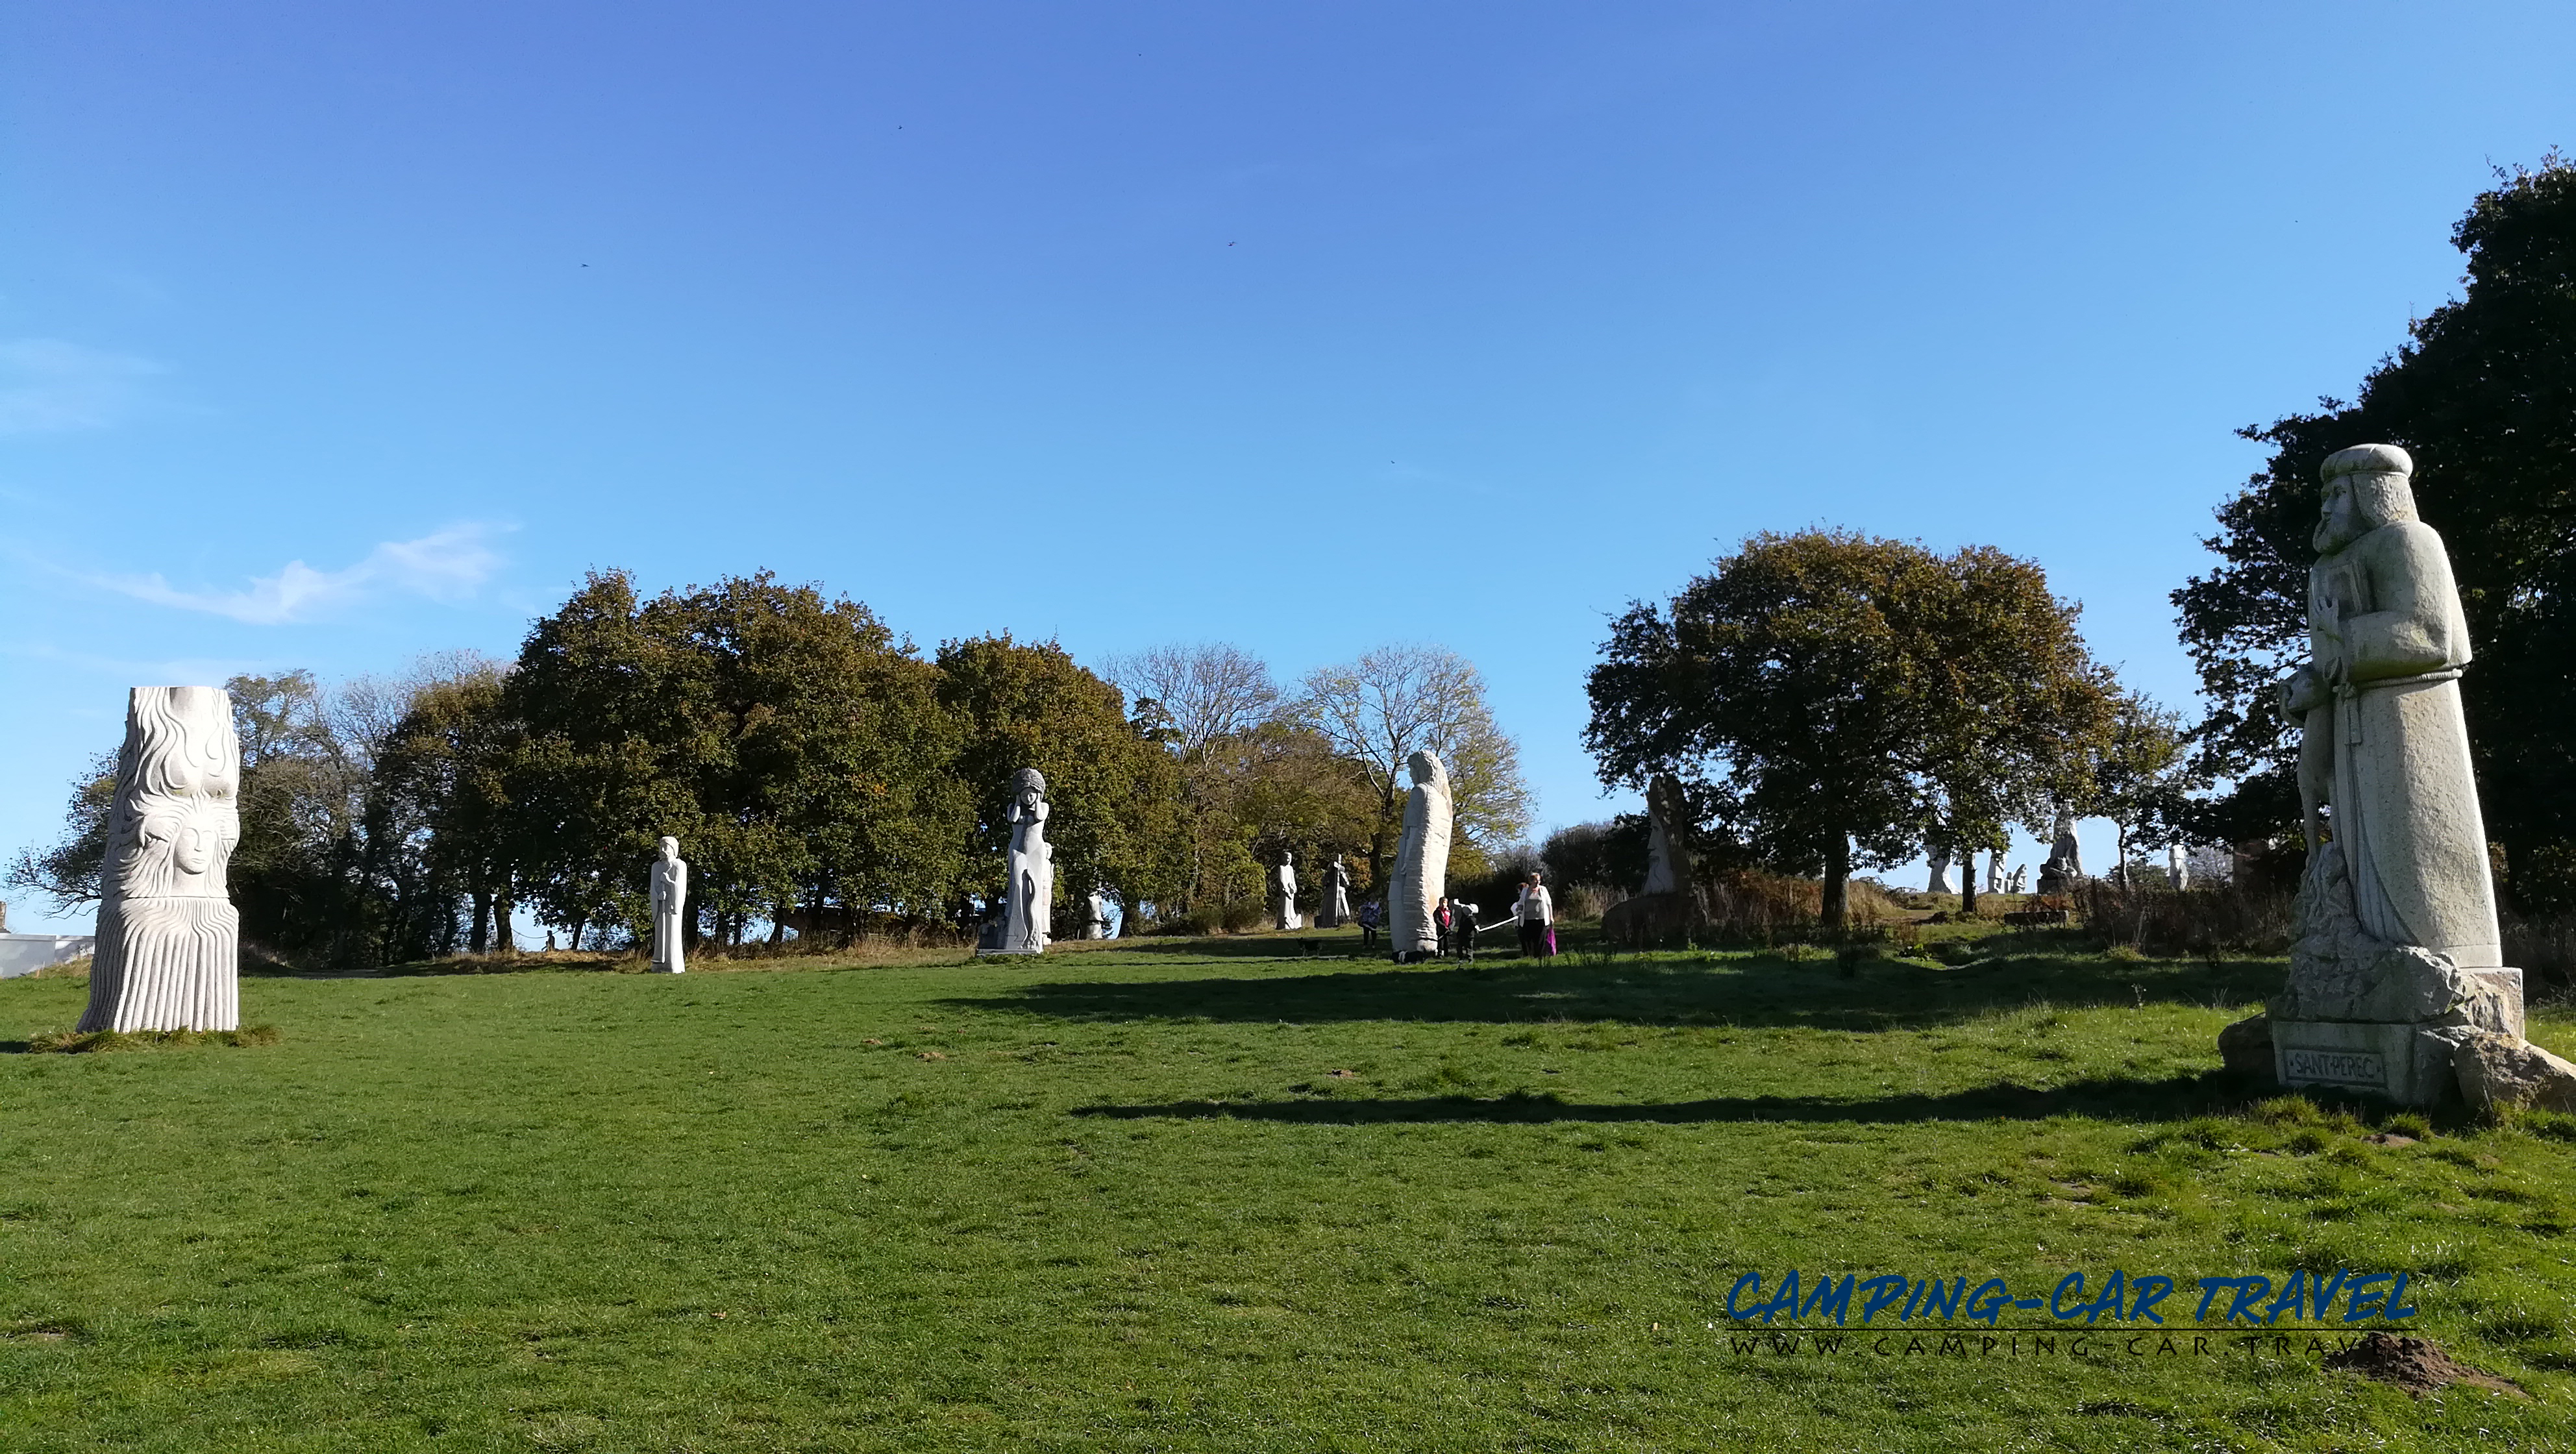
left=5, top=2, right=2572, bottom=932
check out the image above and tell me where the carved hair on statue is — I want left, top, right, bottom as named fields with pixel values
left=1011, top=766, right=1048, bottom=799
left=82, top=685, right=243, bottom=1034
left=2322, top=443, right=2419, bottom=528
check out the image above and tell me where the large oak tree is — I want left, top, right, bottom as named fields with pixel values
left=1585, top=530, right=2114, bottom=929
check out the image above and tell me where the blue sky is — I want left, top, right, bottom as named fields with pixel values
left=5, top=2, right=2573, bottom=933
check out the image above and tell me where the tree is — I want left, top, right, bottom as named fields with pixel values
left=501, top=571, right=968, bottom=951
left=1585, top=530, right=2115, bottom=929
left=935, top=635, right=1181, bottom=931
left=5, top=753, right=117, bottom=912
left=2073, top=692, right=2199, bottom=883
left=1294, top=645, right=1531, bottom=887
left=1102, top=643, right=1280, bottom=763
left=2174, top=156, right=2576, bottom=907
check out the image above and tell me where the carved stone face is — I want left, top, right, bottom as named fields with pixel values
left=660, top=836, right=680, bottom=863
left=110, top=686, right=241, bottom=902
left=2315, top=474, right=2366, bottom=554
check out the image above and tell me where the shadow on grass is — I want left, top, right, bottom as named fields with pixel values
left=944, top=951, right=2282, bottom=1030
left=1073, top=1070, right=2266, bottom=1126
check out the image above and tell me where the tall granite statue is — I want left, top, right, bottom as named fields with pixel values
left=1317, top=857, right=1352, bottom=928
left=2168, top=844, right=2190, bottom=891
left=1082, top=891, right=1112, bottom=939
left=1388, top=750, right=1453, bottom=961
left=80, top=686, right=242, bottom=1033
left=1926, top=846, right=1955, bottom=895
left=1272, top=851, right=1302, bottom=931
left=2256, top=444, right=2522, bottom=1103
left=650, top=836, right=688, bottom=973
left=980, top=768, right=1055, bottom=955
left=1985, top=852, right=2004, bottom=894
left=2007, top=865, right=2029, bottom=894
left=1641, top=774, right=1692, bottom=896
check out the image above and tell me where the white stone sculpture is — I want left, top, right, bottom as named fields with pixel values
left=2262, top=443, right=2521, bottom=1103
left=1272, top=851, right=1302, bottom=931
left=981, top=768, right=1054, bottom=955
left=2168, top=843, right=2189, bottom=891
left=650, top=836, right=688, bottom=973
left=1388, top=750, right=1453, bottom=961
left=79, top=686, right=242, bottom=1033
left=2007, top=865, right=2029, bottom=894
left=1641, top=774, right=1692, bottom=896
left=1082, top=891, right=1112, bottom=939
left=1317, top=858, right=1352, bottom=928
left=1985, top=853, right=2004, bottom=894
left=1926, top=845, right=1955, bottom=895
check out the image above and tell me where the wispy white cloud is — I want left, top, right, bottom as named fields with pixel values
left=93, top=524, right=511, bottom=624
left=0, top=338, right=165, bottom=433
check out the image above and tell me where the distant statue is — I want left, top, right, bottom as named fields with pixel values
left=1641, top=774, right=1692, bottom=895
left=1082, top=890, right=1111, bottom=939
left=1389, top=750, right=1454, bottom=961
left=2265, top=443, right=2521, bottom=1102
left=1926, top=844, right=1955, bottom=895
left=2168, top=843, right=2189, bottom=891
left=1317, top=857, right=1352, bottom=928
left=2007, top=865, right=2029, bottom=894
left=982, top=768, right=1054, bottom=955
left=80, top=686, right=242, bottom=1033
left=650, top=835, right=688, bottom=973
left=2038, top=810, right=2083, bottom=893
left=1272, top=850, right=1302, bottom=931
left=1985, top=852, right=2004, bottom=894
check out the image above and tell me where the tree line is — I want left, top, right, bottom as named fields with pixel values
left=1583, top=159, right=2576, bottom=927
left=8, top=571, right=1528, bottom=965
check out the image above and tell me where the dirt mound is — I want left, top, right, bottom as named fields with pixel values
left=2324, top=1332, right=2521, bottom=1398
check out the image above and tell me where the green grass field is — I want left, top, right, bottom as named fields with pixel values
left=5, top=928, right=2574, bottom=1451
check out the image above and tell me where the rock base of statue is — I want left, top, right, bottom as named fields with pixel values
left=2262, top=841, right=2523, bottom=1105
left=973, top=912, right=1043, bottom=956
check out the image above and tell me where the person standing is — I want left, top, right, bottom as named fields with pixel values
left=1451, top=899, right=1480, bottom=962
left=1515, top=872, right=1554, bottom=958
left=1357, top=898, right=1382, bottom=952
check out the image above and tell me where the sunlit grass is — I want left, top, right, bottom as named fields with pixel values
left=1, top=929, right=2566, bottom=1450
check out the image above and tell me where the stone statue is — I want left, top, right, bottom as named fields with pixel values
left=1272, top=851, right=1302, bottom=931
left=1082, top=891, right=1112, bottom=939
left=1388, top=750, right=1453, bottom=961
left=650, top=836, right=688, bottom=973
left=1317, top=858, right=1352, bottom=928
left=1985, top=852, right=2004, bottom=894
left=978, top=768, right=1054, bottom=955
left=79, top=686, right=242, bottom=1033
left=2259, top=443, right=2521, bottom=1102
left=2038, top=811, right=2083, bottom=893
left=2007, top=865, right=2029, bottom=894
left=1641, top=774, right=1692, bottom=895
left=2168, top=843, right=2189, bottom=891
left=1926, top=845, right=1955, bottom=895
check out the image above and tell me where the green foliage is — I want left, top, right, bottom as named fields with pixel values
left=2175, top=156, right=2576, bottom=902
left=1586, top=529, right=2116, bottom=926
left=1297, top=645, right=1533, bottom=885
left=3, top=943, right=2570, bottom=1449
left=935, top=634, right=1180, bottom=926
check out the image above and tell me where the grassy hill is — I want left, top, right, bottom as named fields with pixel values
left=3, top=928, right=2570, bottom=1451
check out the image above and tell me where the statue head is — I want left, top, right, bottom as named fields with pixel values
left=660, top=835, right=680, bottom=863
left=1406, top=749, right=1447, bottom=789
left=105, top=685, right=241, bottom=901
left=1011, top=767, right=1047, bottom=809
left=2316, top=443, right=2418, bottom=553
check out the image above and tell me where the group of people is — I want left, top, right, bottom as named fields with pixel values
left=1350, top=872, right=1556, bottom=961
